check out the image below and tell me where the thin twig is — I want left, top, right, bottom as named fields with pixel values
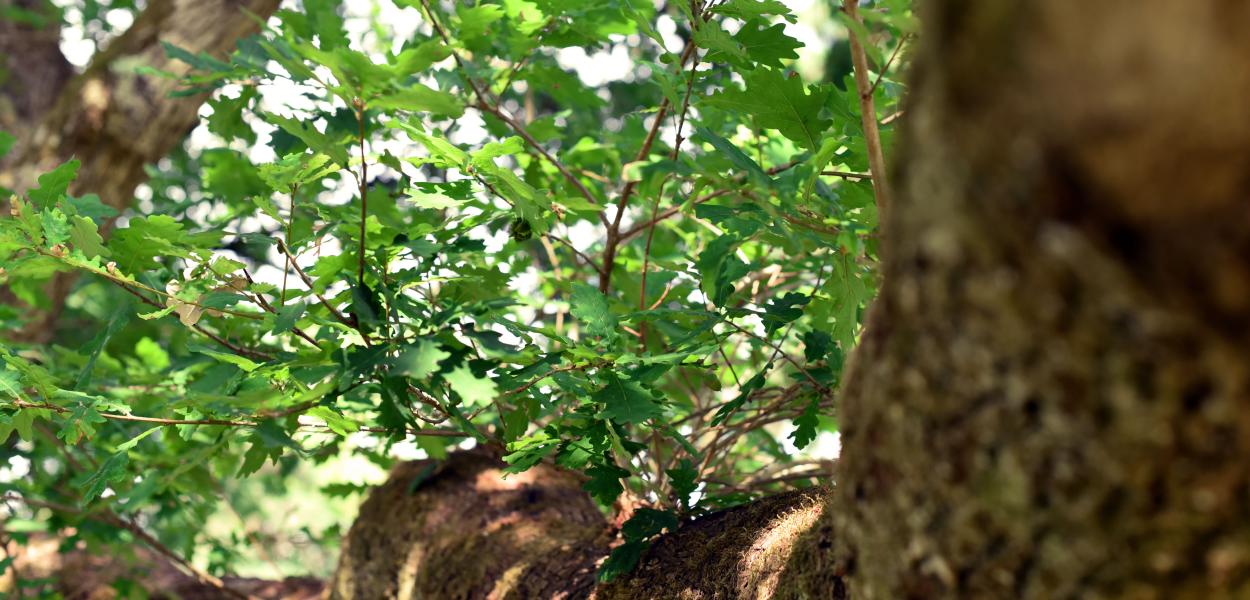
left=477, top=102, right=603, bottom=214
left=9, top=400, right=467, bottom=437
left=641, top=46, right=701, bottom=312
left=417, top=0, right=605, bottom=226
left=241, top=268, right=320, bottom=349
left=600, top=37, right=701, bottom=294
left=112, top=281, right=272, bottom=361
left=616, top=161, right=802, bottom=244
left=503, top=364, right=588, bottom=397
left=822, top=170, right=872, bottom=180
left=868, top=33, right=910, bottom=97
left=843, top=0, right=893, bottom=222
left=547, top=233, right=604, bottom=275
left=276, top=240, right=354, bottom=329
left=354, top=100, right=369, bottom=285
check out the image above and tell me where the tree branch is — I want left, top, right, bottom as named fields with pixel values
left=843, top=0, right=893, bottom=223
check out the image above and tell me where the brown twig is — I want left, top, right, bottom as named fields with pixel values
left=276, top=240, right=355, bottom=329
left=240, top=268, right=320, bottom=349
left=547, top=233, right=604, bottom=275
left=641, top=45, right=701, bottom=312
left=10, top=399, right=467, bottom=438
left=600, top=37, right=701, bottom=294
left=112, top=281, right=272, bottom=361
left=868, top=33, right=910, bottom=97
left=843, top=0, right=893, bottom=222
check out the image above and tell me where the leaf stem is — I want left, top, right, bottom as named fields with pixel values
left=354, top=99, right=368, bottom=286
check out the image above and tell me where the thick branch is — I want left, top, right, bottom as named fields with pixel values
left=0, top=0, right=73, bottom=131
left=329, top=451, right=842, bottom=599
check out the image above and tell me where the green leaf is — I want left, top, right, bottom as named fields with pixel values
left=695, top=128, right=770, bottom=185
left=162, top=41, right=233, bottom=72
left=134, top=337, right=171, bottom=372
left=40, top=208, right=70, bottom=246
left=372, top=84, right=465, bottom=118
left=0, top=368, right=21, bottom=399
left=457, top=4, right=505, bottom=41
left=308, top=406, right=359, bottom=436
left=67, top=193, right=118, bottom=223
left=713, top=369, right=769, bottom=425
left=351, top=283, right=382, bottom=331
left=503, top=431, right=559, bottom=473
left=704, top=69, right=832, bottom=150
left=789, top=396, right=820, bottom=449
left=804, top=135, right=841, bottom=201
left=810, top=257, right=874, bottom=351
left=391, top=39, right=452, bottom=74
left=583, top=463, right=629, bottom=505
left=394, top=340, right=450, bottom=380
left=594, top=374, right=662, bottom=424
left=79, top=451, right=129, bottom=504
left=193, top=347, right=260, bottom=372
left=733, top=19, right=803, bottom=68
left=60, top=402, right=106, bottom=444
left=713, top=0, right=794, bottom=23
left=621, top=507, right=678, bottom=540
left=117, top=427, right=161, bottom=452
left=696, top=234, right=749, bottom=307
left=264, top=113, right=350, bottom=167
left=693, top=20, right=746, bottom=62
left=77, top=308, right=130, bottom=388
left=445, top=365, right=498, bottom=408
left=666, top=459, right=698, bottom=508
left=108, top=215, right=192, bottom=271
left=68, top=215, right=110, bottom=258
left=28, top=159, right=80, bottom=208
left=599, top=540, right=646, bottom=582
left=570, top=283, right=617, bottom=338
left=762, top=292, right=810, bottom=334
left=273, top=302, right=306, bottom=334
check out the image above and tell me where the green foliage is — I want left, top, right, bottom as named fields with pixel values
left=0, top=0, right=913, bottom=584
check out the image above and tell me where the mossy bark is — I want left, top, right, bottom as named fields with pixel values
left=831, top=1, right=1250, bottom=598
left=330, top=452, right=843, bottom=599
left=329, top=451, right=609, bottom=600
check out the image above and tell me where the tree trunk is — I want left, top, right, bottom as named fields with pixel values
left=0, top=0, right=282, bottom=341
left=332, top=1, right=1250, bottom=598
left=831, top=1, right=1250, bottom=598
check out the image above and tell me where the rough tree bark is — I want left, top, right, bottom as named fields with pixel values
left=331, top=451, right=841, bottom=600
left=831, top=1, right=1250, bottom=598
left=0, top=0, right=282, bottom=341
left=336, top=1, right=1250, bottom=598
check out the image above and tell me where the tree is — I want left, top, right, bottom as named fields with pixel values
left=3, top=0, right=1246, bottom=599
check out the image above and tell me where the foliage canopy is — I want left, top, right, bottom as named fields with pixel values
left=0, top=0, right=912, bottom=584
